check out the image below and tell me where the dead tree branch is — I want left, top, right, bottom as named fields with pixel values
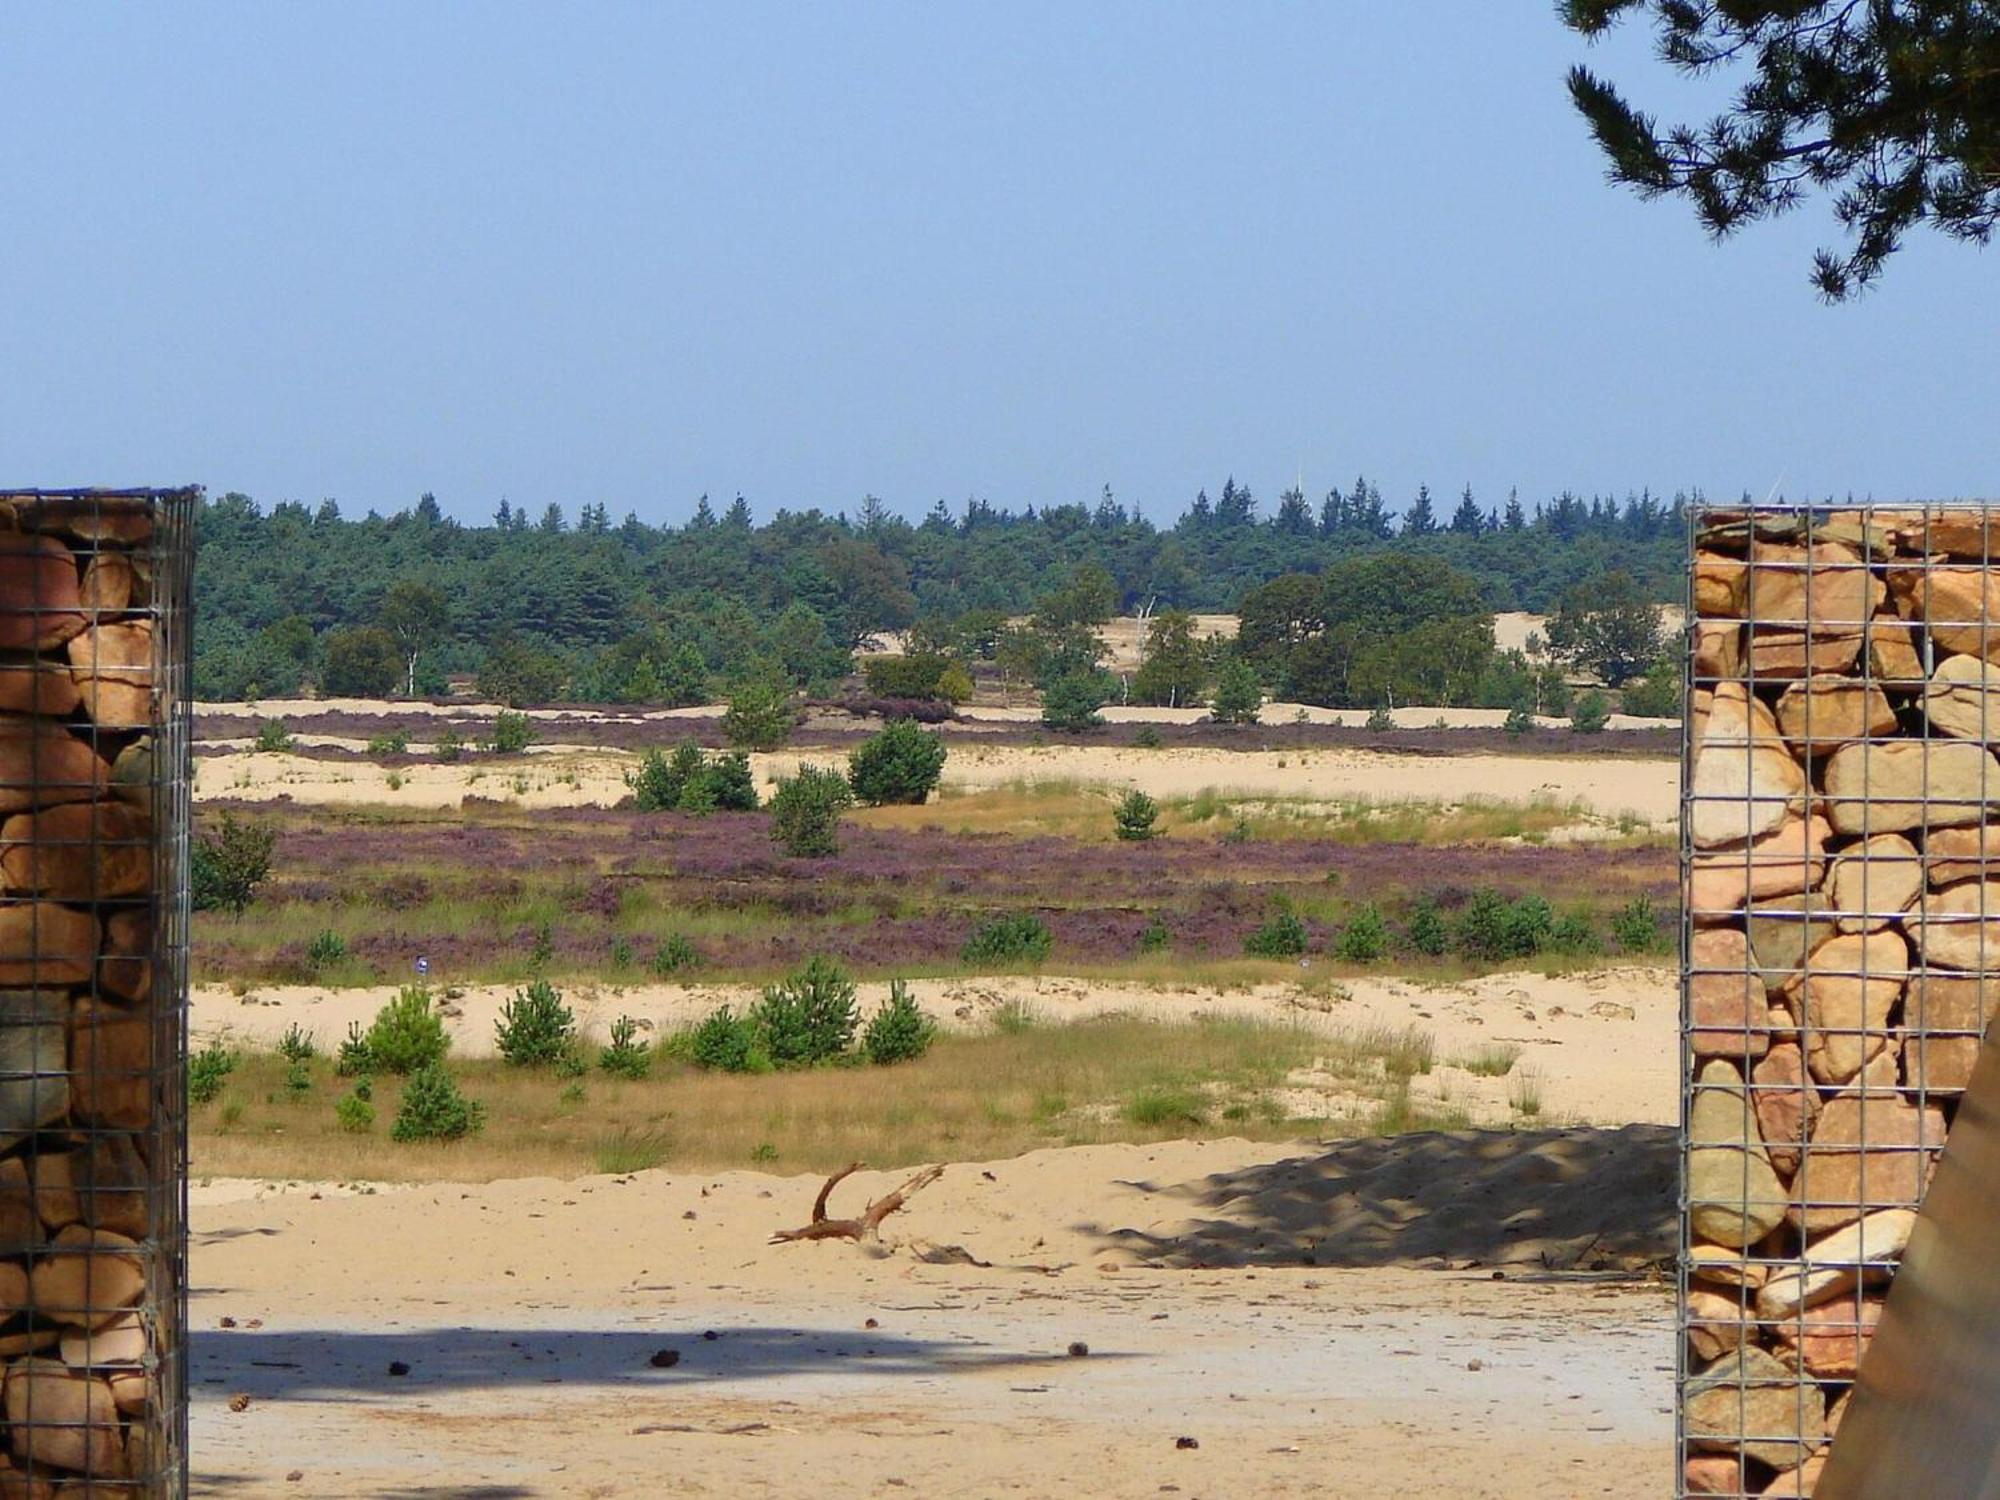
left=771, top=1163, right=945, bottom=1244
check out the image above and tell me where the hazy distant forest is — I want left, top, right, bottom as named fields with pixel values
left=194, top=480, right=1688, bottom=712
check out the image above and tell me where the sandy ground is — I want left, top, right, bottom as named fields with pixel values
left=196, top=739, right=1677, bottom=827
left=189, top=1135, right=1673, bottom=1499
left=195, top=967, right=1676, bottom=1129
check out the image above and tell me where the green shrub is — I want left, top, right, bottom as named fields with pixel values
left=598, top=1015, right=653, bottom=1080
left=335, top=1091, right=376, bottom=1133
left=863, top=653, right=959, bottom=701
left=936, top=664, right=975, bottom=705
left=651, top=933, right=701, bottom=976
left=1544, top=910, right=1603, bottom=956
left=1364, top=705, right=1395, bottom=732
left=1334, top=904, right=1389, bottom=963
left=752, top=956, right=859, bottom=1067
left=862, top=980, right=937, bottom=1065
left=1133, top=725, right=1164, bottom=749
left=632, top=743, right=699, bottom=811
left=610, top=937, right=634, bottom=969
left=695, top=751, right=759, bottom=811
left=1210, top=658, right=1264, bottom=726
left=1124, top=1085, right=1207, bottom=1127
left=1138, top=915, right=1171, bottom=953
left=361, top=985, right=450, bottom=1074
left=1245, top=911, right=1309, bottom=959
left=191, top=812, right=276, bottom=914
left=1612, top=894, right=1666, bottom=954
left=529, top=921, right=556, bottom=967
left=1041, top=671, right=1110, bottom=732
left=489, top=709, right=535, bottom=754
left=1569, top=690, right=1611, bottom=734
left=283, top=1060, right=314, bottom=1098
left=495, top=978, right=576, bottom=1066
left=1405, top=896, right=1450, bottom=957
left=305, top=929, right=347, bottom=972
left=688, top=1006, right=761, bottom=1073
left=721, top=676, right=796, bottom=750
left=277, top=1023, right=317, bottom=1064
left=390, top=1062, right=485, bottom=1142
left=189, top=1039, right=236, bottom=1105
left=848, top=720, right=948, bottom=805
left=435, top=726, right=465, bottom=761
left=1454, top=889, right=1600, bottom=961
left=1619, top=657, right=1681, bottom=719
left=770, top=764, right=853, bottom=858
left=335, top=1021, right=373, bottom=1077
left=255, top=718, right=294, bottom=753
left=1113, top=789, right=1160, bottom=842
left=1502, top=705, right=1536, bottom=737
left=962, top=912, right=1053, bottom=965
left=367, top=730, right=410, bottom=756
left=633, top=741, right=759, bottom=814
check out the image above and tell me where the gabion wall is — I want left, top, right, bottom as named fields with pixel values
left=1681, top=503, right=2000, bottom=1497
left=0, top=491, right=192, bottom=1495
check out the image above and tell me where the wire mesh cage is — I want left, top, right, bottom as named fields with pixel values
left=1680, top=500, right=2000, bottom=1497
left=0, top=489, right=193, bottom=1495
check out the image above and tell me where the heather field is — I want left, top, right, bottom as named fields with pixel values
left=192, top=793, right=1671, bottom=989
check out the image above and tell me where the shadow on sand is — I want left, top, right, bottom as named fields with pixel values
left=1088, top=1123, right=1676, bottom=1272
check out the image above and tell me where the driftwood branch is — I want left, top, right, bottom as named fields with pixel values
left=771, top=1162, right=945, bottom=1244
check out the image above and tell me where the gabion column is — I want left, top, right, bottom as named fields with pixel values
left=0, top=490, right=192, bottom=1495
left=1681, top=503, right=2000, bottom=1497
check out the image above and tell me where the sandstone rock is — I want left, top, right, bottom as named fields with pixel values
left=1693, top=622, right=1742, bottom=681
left=1753, top=1043, right=1819, bottom=1177
left=1769, top=1288, right=1883, bottom=1379
left=1889, top=563, right=2000, bottom=663
left=1798, top=930, right=1907, bottom=1084
left=58, top=1315, right=144, bottom=1372
left=1696, top=552, right=1748, bottom=617
left=0, top=991, right=69, bottom=1147
left=1922, top=652, right=2000, bottom=740
left=96, top=908, right=150, bottom=1005
left=0, top=666, right=79, bottom=719
left=1790, top=1090, right=1945, bottom=1233
left=67, top=999, right=150, bottom=1130
left=1690, top=928, right=1771, bottom=1059
left=36, top=1135, right=150, bottom=1240
left=1826, top=832, right=1922, bottom=934
left=1685, top=1287, right=1750, bottom=1364
left=1774, top=675, right=1896, bottom=748
left=1749, top=627, right=1865, bottom=679
left=106, top=741, right=149, bottom=807
left=1684, top=1456, right=1743, bottom=1495
left=1691, top=815, right=1831, bottom=914
left=1685, top=1343, right=1816, bottom=1468
left=0, top=802, right=151, bottom=902
left=1756, top=1208, right=1916, bottom=1319
left=1692, top=687, right=1806, bottom=848
left=28, top=1226, right=144, bottom=1331
left=1924, top=825, right=2000, bottom=887
left=1689, top=1059, right=1788, bottom=1247
left=66, top=622, right=153, bottom=730
left=0, top=1157, right=38, bottom=1257
left=1866, top=612, right=1929, bottom=684
left=1915, top=879, right=2000, bottom=970
left=3, top=1359, right=122, bottom=1476
left=1760, top=1456, right=1828, bottom=1499
left=1745, top=541, right=1883, bottom=627
left=12, top=495, right=153, bottom=544
left=0, top=723, right=107, bottom=817
left=77, top=553, right=133, bottom=614
left=0, top=905, right=97, bottom=988
left=1823, top=738, right=2000, bottom=833
left=0, top=1457, right=57, bottom=1499
left=1745, top=894, right=1839, bottom=993
left=1688, top=1242, right=1768, bottom=1289
left=0, top=536, right=84, bottom=654
left=1903, top=972, right=2000, bottom=1092
left=1895, top=514, right=2000, bottom=558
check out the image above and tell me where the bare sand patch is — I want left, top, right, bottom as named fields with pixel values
left=189, top=1135, right=1670, bottom=1498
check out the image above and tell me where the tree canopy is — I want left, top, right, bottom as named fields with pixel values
left=1562, top=2, right=2000, bottom=298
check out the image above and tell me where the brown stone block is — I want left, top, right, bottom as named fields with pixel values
left=2, top=1358, right=124, bottom=1475
left=0, top=802, right=151, bottom=902
left=1826, top=833, right=1922, bottom=934
left=1686, top=1344, right=1817, bottom=1468
left=1888, top=562, right=2000, bottom=663
left=66, top=621, right=153, bottom=730
left=1768, top=1288, right=1883, bottom=1379
left=1691, top=928, right=1772, bottom=1060
left=1690, top=1059, right=1788, bottom=1247
left=0, top=722, right=108, bottom=816
left=1799, top=930, right=1907, bottom=1085
left=1865, top=612, right=1927, bottom=684
left=1914, top=879, right=2000, bottom=970
left=1744, top=541, right=1883, bottom=627
left=1760, top=1455, right=1828, bottom=1499
left=1774, top=676, right=1897, bottom=749
left=1693, top=621, right=1743, bottom=681
left=67, top=998, right=150, bottom=1129
left=1746, top=895, right=1839, bottom=995
left=1790, top=1090, right=1945, bottom=1233
left=0, top=664, right=80, bottom=719
left=0, top=535, right=84, bottom=653
left=1691, top=817, right=1832, bottom=918
left=1925, top=825, right=2000, bottom=887
left=1696, top=552, right=1748, bottom=616
left=1922, top=651, right=2000, bottom=740
left=1903, top=971, right=2000, bottom=1092
left=1894, top=514, right=2000, bottom=558
left=28, top=1225, right=144, bottom=1332
left=96, top=909, right=150, bottom=1005
left=77, top=552, right=133, bottom=614
left=0, top=1156, right=39, bottom=1257
left=35, top=1135, right=150, bottom=1240
left=0, top=991, right=69, bottom=1147
left=1686, top=1287, right=1751, bottom=1364
left=1823, top=738, right=2000, bottom=834
left=1685, top=1456, right=1743, bottom=1495
left=1753, top=1042, right=1820, bottom=1177
left=12, top=495, right=153, bottom=545
left=0, top=905, right=96, bottom=988
left=1691, top=686, right=1806, bottom=848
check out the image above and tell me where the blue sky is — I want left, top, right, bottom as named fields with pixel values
left=0, top=4, right=1987, bottom=524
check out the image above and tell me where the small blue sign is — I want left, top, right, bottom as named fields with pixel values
left=415, top=956, right=431, bottom=978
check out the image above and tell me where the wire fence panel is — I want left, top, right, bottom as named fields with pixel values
left=1681, top=501, right=1996, bottom=1498
left=0, top=489, right=193, bottom=1496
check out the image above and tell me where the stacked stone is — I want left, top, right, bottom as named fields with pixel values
left=1683, top=506, right=2000, bottom=1498
left=0, top=493, right=182, bottom=1496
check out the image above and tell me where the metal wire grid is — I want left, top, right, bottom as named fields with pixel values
left=0, top=488, right=193, bottom=1496
left=1679, top=501, right=1998, bottom=1498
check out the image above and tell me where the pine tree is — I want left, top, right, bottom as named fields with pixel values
left=1275, top=486, right=1313, bottom=536
left=690, top=494, right=717, bottom=529
left=1503, top=489, right=1526, bottom=530
left=1402, top=486, right=1438, bottom=536
left=1449, top=485, right=1483, bottom=534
